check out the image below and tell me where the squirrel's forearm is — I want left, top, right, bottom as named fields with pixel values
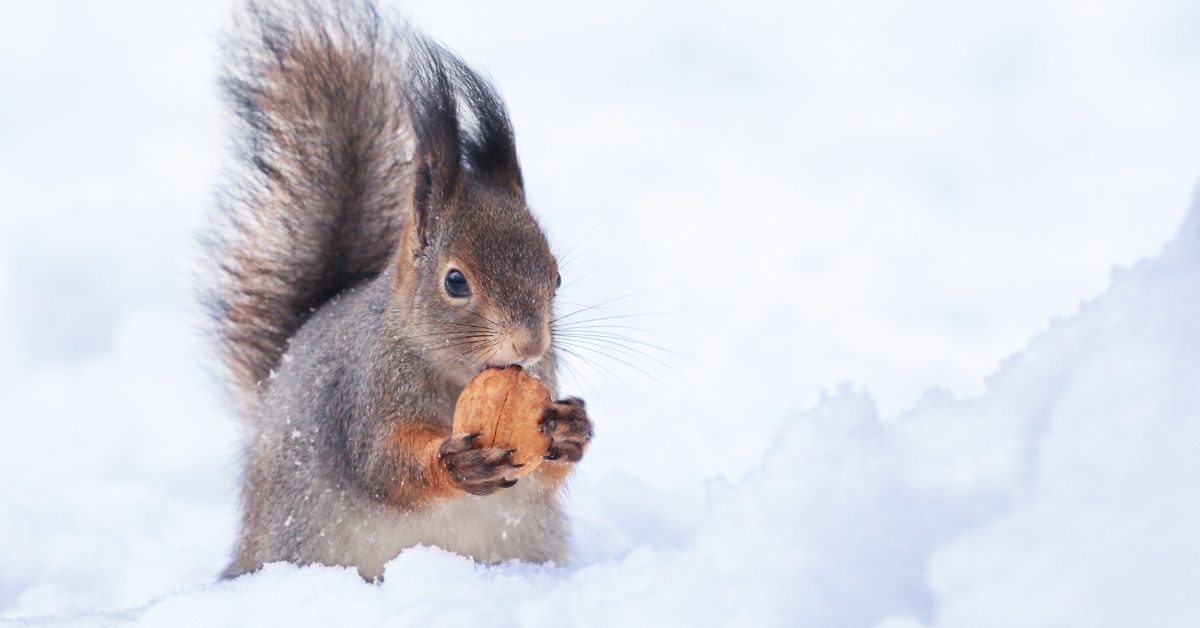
left=352, top=419, right=459, bottom=509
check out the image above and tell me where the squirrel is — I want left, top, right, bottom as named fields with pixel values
left=205, top=0, right=592, bottom=581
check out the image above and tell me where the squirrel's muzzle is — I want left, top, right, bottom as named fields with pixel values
left=493, top=325, right=551, bottom=367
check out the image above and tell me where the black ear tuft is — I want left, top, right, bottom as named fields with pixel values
left=405, top=36, right=463, bottom=248
left=447, top=56, right=524, bottom=190
left=405, top=35, right=524, bottom=214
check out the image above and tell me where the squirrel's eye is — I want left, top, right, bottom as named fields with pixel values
left=444, top=269, right=471, bottom=298
left=555, top=274, right=562, bottom=290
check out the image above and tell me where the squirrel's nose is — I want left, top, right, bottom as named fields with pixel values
left=500, top=326, right=550, bottom=367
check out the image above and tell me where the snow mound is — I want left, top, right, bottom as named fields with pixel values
left=4, top=198, right=1199, bottom=626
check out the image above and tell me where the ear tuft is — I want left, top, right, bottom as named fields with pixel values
left=448, top=55, right=523, bottom=190
left=405, top=36, right=461, bottom=249
left=404, top=35, right=524, bottom=236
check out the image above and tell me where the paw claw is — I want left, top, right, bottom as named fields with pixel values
left=440, top=436, right=526, bottom=495
left=540, top=397, right=592, bottom=464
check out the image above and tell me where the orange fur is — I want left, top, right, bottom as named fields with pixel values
left=537, top=459, right=576, bottom=484
left=386, top=421, right=458, bottom=507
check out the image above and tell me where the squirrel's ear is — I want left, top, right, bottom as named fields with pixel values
left=406, top=35, right=523, bottom=197
left=404, top=36, right=464, bottom=254
left=452, top=62, right=524, bottom=193
left=408, top=154, right=454, bottom=253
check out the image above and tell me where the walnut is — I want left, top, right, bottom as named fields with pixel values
left=452, top=366, right=552, bottom=477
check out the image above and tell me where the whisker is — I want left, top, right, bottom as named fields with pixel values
left=551, top=333, right=689, bottom=379
left=547, top=348, right=603, bottom=406
left=465, top=308, right=502, bottom=328
left=435, top=338, right=498, bottom=372
left=553, top=339, right=666, bottom=387
left=557, top=266, right=602, bottom=292
left=552, top=342, right=639, bottom=396
left=551, top=308, right=704, bottom=328
left=552, top=322, right=673, bottom=344
left=549, top=286, right=670, bottom=325
left=404, top=330, right=496, bottom=341
left=404, top=320, right=494, bottom=331
left=463, top=340, right=496, bottom=371
left=434, top=338, right=499, bottom=353
left=552, top=328, right=696, bottom=364
left=556, top=220, right=606, bottom=268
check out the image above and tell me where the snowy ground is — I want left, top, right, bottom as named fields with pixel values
left=2, top=1, right=1199, bottom=626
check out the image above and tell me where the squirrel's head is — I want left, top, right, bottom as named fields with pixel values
left=392, top=39, right=559, bottom=385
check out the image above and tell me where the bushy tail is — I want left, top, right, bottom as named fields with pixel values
left=205, top=0, right=412, bottom=415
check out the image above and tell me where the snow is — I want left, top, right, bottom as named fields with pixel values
left=5, top=213, right=1197, bottom=625
left=3, top=0, right=1200, bottom=626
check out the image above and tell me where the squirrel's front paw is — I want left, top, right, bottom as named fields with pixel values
left=438, top=432, right=524, bottom=496
left=540, top=397, right=592, bottom=463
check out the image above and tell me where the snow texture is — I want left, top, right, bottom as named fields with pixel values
left=4, top=196, right=1198, bottom=627
left=2, top=1, right=1200, bottom=626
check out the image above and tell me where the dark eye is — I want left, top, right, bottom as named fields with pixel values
left=444, top=269, right=471, bottom=298
left=555, top=274, right=562, bottom=290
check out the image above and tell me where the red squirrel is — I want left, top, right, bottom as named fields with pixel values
left=205, top=0, right=592, bottom=580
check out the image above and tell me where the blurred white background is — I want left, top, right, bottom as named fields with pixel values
left=1, top=0, right=1197, bottom=623
left=3, top=0, right=1198, bottom=413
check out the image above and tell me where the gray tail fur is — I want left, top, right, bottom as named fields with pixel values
left=204, top=0, right=413, bottom=416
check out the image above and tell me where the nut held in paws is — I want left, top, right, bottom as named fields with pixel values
left=452, top=366, right=552, bottom=478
